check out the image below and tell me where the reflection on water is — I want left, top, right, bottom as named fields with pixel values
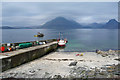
left=57, top=46, right=66, bottom=52
left=2, top=29, right=118, bottom=51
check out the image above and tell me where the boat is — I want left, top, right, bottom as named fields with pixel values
left=57, top=33, right=68, bottom=46
left=34, top=32, right=44, bottom=37
left=58, top=40, right=66, bottom=46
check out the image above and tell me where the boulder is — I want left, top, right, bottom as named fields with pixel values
left=96, top=50, right=103, bottom=54
left=69, top=61, right=77, bottom=66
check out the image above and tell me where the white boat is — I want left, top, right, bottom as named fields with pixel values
left=57, top=32, right=68, bottom=46
left=58, top=40, right=66, bottom=46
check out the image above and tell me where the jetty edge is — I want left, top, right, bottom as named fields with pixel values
left=0, top=39, right=58, bottom=72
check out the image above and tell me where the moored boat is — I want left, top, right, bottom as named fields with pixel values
left=34, top=32, right=44, bottom=37
left=58, top=40, right=66, bottom=46
left=57, top=33, right=68, bottom=46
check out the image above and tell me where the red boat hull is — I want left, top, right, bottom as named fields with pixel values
left=58, top=44, right=65, bottom=47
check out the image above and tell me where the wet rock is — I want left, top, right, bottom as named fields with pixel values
left=53, top=75, right=62, bottom=78
left=69, top=61, right=77, bottom=66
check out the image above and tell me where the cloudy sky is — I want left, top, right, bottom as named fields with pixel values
left=2, top=2, right=118, bottom=27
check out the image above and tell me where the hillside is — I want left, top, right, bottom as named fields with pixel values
left=39, top=17, right=82, bottom=29
left=102, top=19, right=119, bottom=29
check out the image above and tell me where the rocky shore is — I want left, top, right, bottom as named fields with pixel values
left=0, top=50, right=119, bottom=79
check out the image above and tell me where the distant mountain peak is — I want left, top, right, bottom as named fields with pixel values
left=103, top=19, right=119, bottom=29
left=53, top=16, right=68, bottom=21
left=40, top=16, right=82, bottom=29
left=109, top=19, right=117, bottom=21
left=107, top=19, right=118, bottom=24
left=55, top=16, right=66, bottom=19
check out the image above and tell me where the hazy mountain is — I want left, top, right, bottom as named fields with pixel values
left=1, top=26, right=15, bottom=29
left=1, top=17, right=119, bottom=29
left=40, top=17, right=119, bottom=29
left=82, top=23, right=105, bottom=29
left=14, top=27, right=32, bottom=29
left=1, top=26, right=33, bottom=29
left=102, top=19, right=119, bottom=29
left=83, top=19, right=119, bottom=29
left=88, top=23, right=105, bottom=28
left=39, top=17, right=82, bottom=29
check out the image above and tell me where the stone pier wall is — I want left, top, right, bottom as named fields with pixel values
left=1, top=41, right=58, bottom=72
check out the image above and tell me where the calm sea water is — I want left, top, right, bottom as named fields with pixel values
left=2, top=29, right=118, bottom=51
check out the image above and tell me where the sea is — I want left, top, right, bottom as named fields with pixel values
left=2, top=29, right=118, bottom=52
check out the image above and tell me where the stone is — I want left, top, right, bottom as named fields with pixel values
left=102, top=54, right=106, bottom=57
left=29, top=70, right=35, bottom=73
left=68, top=61, right=77, bottom=66
left=53, top=75, right=62, bottom=78
left=96, top=50, right=104, bottom=54
left=108, top=49, right=113, bottom=53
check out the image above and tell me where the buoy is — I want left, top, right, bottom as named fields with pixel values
left=80, top=53, right=83, bottom=56
left=76, top=54, right=79, bottom=56
left=0, top=46, right=5, bottom=51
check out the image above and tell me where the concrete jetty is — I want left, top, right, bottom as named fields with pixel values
left=0, top=40, right=58, bottom=72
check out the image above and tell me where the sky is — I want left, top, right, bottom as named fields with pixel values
left=2, top=2, right=118, bottom=27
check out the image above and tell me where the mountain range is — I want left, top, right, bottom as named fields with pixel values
left=39, top=17, right=82, bottom=29
left=102, top=19, right=119, bottom=29
left=1, top=17, right=119, bottom=29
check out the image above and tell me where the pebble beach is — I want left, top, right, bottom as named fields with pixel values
left=0, top=50, right=119, bottom=78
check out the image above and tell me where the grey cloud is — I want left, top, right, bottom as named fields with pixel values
left=2, top=2, right=118, bottom=26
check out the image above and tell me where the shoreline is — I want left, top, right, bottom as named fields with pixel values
left=0, top=50, right=119, bottom=78
left=58, top=49, right=120, bottom=53
left=57, top=48, right=120, bottom=52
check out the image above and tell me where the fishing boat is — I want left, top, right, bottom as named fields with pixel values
left=34, top=32, right=44, bottom=37
left=58, top=40, right=66, bottom=46
left=57, top=33, right=68, bottom=46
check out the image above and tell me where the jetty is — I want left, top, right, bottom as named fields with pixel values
left=0, top=39, right=58, bottom=72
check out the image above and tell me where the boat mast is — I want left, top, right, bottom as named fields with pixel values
left=59, top=32, right=60, bottom=40
left=61, top=33, right=64, bottom=40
